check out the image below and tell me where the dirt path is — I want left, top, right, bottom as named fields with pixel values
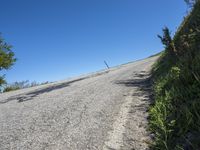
left=0, top=56, right=158, bottom=150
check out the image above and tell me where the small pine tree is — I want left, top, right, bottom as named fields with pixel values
left=158, top=27, right=176, bottom=56
left=0, top=34, right=16, bottom=87
left=158, top=27, right=172, bottom=47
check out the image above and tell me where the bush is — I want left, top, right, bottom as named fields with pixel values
left=3, top=86, right=20, bottom=92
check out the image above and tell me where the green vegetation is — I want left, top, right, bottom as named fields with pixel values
left=3, top=86, right=20, bottom=93
left=3, top=80, right=50, bottom=93
left=0, top=34, right=16, bottom=88
left=149, top=1, right=200, bottom=149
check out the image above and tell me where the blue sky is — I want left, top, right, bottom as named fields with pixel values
left=0, top=0, right=187, bottom=83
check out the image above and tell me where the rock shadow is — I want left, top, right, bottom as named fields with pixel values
left=0, top=78, right=86, bottom=104
left=115, top=71, right=153, bottom=102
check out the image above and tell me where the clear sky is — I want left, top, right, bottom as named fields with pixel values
left=0, top=0, right=187, bottom=83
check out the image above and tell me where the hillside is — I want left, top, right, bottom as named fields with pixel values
left=150, top=1, right=200, bottom=149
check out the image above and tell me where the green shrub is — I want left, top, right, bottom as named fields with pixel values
left=3, top=86, right=20, bottom=92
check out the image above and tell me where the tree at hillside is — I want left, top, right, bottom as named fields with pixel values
left=184, top=0, right=198, bottom=6
left=0, top=34, right=16, bottom=87
left=158, top=27, right=176, bottom=56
